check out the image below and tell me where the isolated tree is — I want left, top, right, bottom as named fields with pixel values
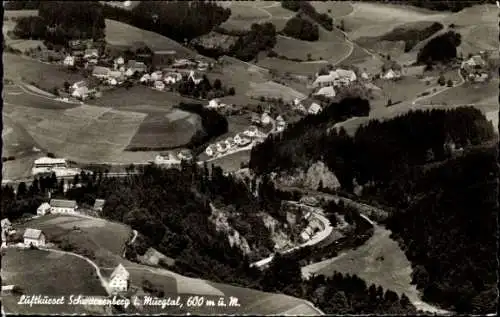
left=213, top=78, right=222, bottom=90
left=228, top=87, right=235, bottom=95
left=438, top=75, right=446, bottom=86
left=447, top=79, right=453, bottom=87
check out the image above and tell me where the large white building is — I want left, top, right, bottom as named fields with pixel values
left=37, top=202, right=51, bottom=216
left=109, top=264, right=130, bottom=294
left=32, top=157, right=80, bottom=177
left=48, top=199, right=78, bottom=214
left=23, top=228, right=46, bottom=248
left=313, top=69, right=357, bottom=88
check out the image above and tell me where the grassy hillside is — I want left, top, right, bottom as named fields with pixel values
left=1, top=248, right=109, bottom=315
left=105, top=19, right=201, bottom=58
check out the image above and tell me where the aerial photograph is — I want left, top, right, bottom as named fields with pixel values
left=1, top=0, right=498, bottom=315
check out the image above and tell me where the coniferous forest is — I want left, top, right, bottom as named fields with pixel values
left=249, top=97, right=498, bottom=314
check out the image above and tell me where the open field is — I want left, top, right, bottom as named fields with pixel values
left=93, top=86, right=198, bottom=111
left=2, top=113, right=42, bottom=158
left=4, top=53, right=86, bottom=91
left=303, top=225, right=420, bottom=306
left=19, top=214, right=133, bottom=255
left=416, top=80, right=499, bottom=106
left=105, top=19, right=202, bottom=59
left=126, top=112, right=201, bottom=150
left=343, top=2, right=450, bottom=40
left=274, top=34, right=349, bottom=62
left=246, top=81, right=307, bottom=104
left=1, top=248, right=108, bottom=315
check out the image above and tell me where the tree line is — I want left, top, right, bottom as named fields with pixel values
left=280, top=1, right=333, bottom=31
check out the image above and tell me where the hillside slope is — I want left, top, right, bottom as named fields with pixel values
left=3, top=213, right=323, bottom=315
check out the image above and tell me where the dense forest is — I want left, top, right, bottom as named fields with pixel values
left=417, top=31, right=461, bottom=64
left=383, top=0, right=495, bottom=12
left=282, top=15, right=319, bottom=41
left=379, top=22, right=444, bottom=52
left=249, top=99, right=497, bottom=313
left=386, top=148, right=498, bottom=314
left=280, top=1, right=333, bottom=31
left=11, top=1, right=106, bottom=44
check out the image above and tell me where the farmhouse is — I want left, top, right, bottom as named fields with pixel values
left=207, top=98, right=226, bottom=109
left=172, top=58, right=196, bottom=68
left=149, top=71, right=162, bottom=81
left=188, top=70, right=203, bottom=85
left=251, top=113, right=261, bottom=125
left=308, top=102, right=322, bottom=115
left=335, top=69, right=357, bottom=85
left=49, top=199, right=78, bottom=214
left=313, top=72, right=338, bottom=88
left=109, top=264, right=130, bottom=294
left=72, top=80, right=87, bottom=90
left=163, top=72, right=182, bottom=84
left=37, top=202, right=51, bottom=216
left=140, top=74, right=151, bottom=83
left=153, top=50, right=176, bottom=69
left=94, top=199, right=105, bottom=212
left=261, top=112, right=272, bottom=126
left=84, top=48, right=99, bottom=59
left=72, top=86, right=90, bottom=100
left=205, top=144, right=216, bottom=157
left=127, top=60, right=148, bottom=74
left=382, top=69, right=401, bottom=80
left=461, top=55, right=486, bottom=69
left=178, top=150, right=193, bottom=161
left=92, top=66, right=111, bottom=79
left=243, top=126, right=258, bottom=138
left=361, top=71, right=370, bottom=80
left=314, top=86, right=336, bottom=98
left=197, top=61, right=209, bottom=71
left=216, top=142, right=227, bottom=153
left=313, top=69, right=356, bottom=88
left=23, top=228, right=46, bottom=248
left=114, top=56, right=125, bottom=69
left=63, top=55, right=75, bottom=67
left=154, top=81, right=165, bottom=90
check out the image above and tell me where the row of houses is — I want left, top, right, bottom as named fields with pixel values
left=460, top=54, right=489, bottom=82
left=37, top=198, right=105, bottom=216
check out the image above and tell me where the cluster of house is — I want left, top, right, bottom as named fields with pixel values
left=292, top=98, right=323, bottom=115
left=154, top=150, right=193, bottom=166
left=299, top=212, right=325, bottom=242
left=36, top=198, right=105, bottom=216
left=460, top=54, right=489, bottom=82
left=312, top=68, right=357, bottom=98
left=140, top=70, right=203, bottom=91
left=204, top=129, right=257, bottom=157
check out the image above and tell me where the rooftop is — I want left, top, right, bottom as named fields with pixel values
left=50, top=199, right=77, bottom=209
left=23, top=228, right=43, bottom=239
left=34, top=157, right=67, bottom=165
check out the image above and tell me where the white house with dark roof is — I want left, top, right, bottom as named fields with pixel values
left=63, top=55, right=75, bottom=67
left=49, top=199, right=77, bottom=214
left=205, top=144, right=217, bottom=157
left=37, top=202, right=51, bottom=216
left=308, top=102, right=322, bottom=115
left=23, top=228, right=46, bottom=247
left=109, top=263, right=130, bottom=294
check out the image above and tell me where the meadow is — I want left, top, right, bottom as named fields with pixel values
left=1, top=248, right=108, bottom=315
left=105, top=19, right=199, bottom=58
left=4, top=53, right=86, bottom=91
left=126, top=112, right=201, bottom=150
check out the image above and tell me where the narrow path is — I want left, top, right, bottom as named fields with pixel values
left=40, top=247, right=111, bottom=295
left=412, top=68, right=465, bottom=105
